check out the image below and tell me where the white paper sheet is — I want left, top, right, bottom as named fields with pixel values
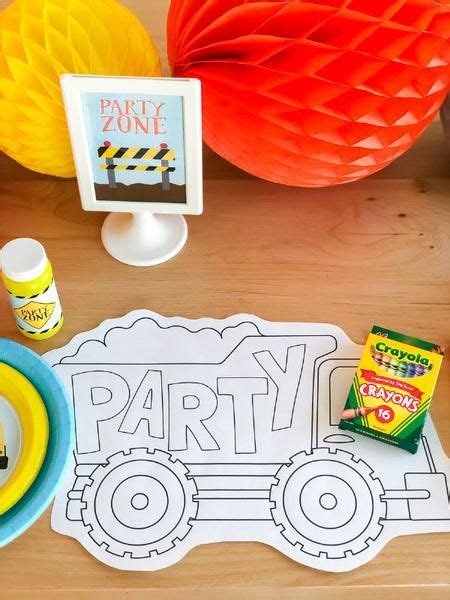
left=47, top=311, right=450, bottom=572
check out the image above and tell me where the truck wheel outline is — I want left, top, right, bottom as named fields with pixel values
left=81, top=448, right=198, bottom=558
left=270, top=447, right=386, bottom=558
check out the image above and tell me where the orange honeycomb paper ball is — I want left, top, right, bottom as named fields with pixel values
left=168, top=0, right=450, bottom=187
left=0, top=0, right=161, bottom=177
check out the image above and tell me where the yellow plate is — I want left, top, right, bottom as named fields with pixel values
left=0, top=363, right=49, bottom=515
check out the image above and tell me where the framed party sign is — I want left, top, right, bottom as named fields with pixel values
left=61, top=75, right=202, bottom=215
left=61, top=75, right=202, bottom=267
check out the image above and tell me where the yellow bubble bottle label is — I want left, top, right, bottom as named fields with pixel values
left=1, top=239, right=63, bottom=340
left=14, top=301, right=56, bottom=330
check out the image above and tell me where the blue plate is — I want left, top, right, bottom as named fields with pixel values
left=0, top=338, right=73, bottom=547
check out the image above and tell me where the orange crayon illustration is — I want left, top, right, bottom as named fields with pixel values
left=341, top=406, right=376, bottom=420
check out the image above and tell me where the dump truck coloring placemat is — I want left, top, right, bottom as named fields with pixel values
left=47, top=311, right=450, bottom=572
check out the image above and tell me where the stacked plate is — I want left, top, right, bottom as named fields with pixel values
left=0, top=338, right=73, bottom=546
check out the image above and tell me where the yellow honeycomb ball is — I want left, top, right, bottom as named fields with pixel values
left=0, top=0, right=162, bottom=177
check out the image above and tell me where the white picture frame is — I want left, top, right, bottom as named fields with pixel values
left=61, top=75, right=203, bottom=216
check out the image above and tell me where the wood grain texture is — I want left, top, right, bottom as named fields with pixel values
left=0, top=0, right=449, bottom=598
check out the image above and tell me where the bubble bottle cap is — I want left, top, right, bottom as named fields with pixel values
left=0, top=238, right=48, bottom=283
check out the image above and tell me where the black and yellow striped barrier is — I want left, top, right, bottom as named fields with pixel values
left=100, top=165, right=175, bottom=172
left=98, top=142, right=176, bottom=190
left=98, top=146, right=175, bottom=161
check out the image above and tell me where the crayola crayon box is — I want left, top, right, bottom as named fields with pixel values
left=339, top=325, right=443, bottom=453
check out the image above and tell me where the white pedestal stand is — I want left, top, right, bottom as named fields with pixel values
left=101, top=212, right=188, bottom=267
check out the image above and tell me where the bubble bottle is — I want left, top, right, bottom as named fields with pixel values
left=0, top=238, right=63, bottom=340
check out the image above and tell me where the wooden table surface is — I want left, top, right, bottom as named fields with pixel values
left=0, top=0, right=449, bottom=598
